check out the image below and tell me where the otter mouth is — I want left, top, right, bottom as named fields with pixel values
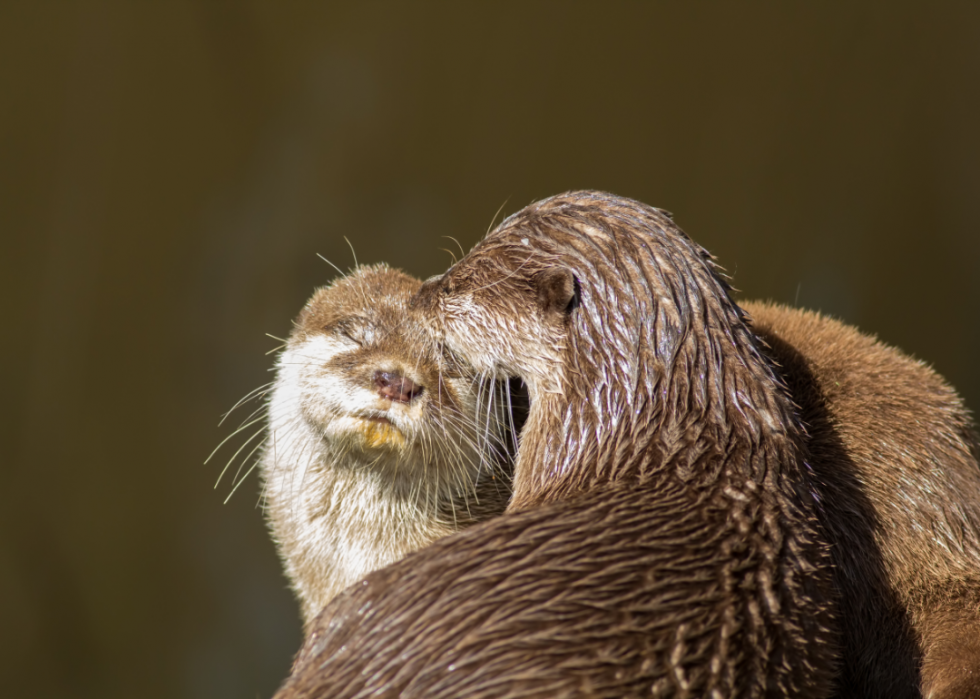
left=352, top=415, right=405, bottom=449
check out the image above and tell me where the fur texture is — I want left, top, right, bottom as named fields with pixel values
left=745, top=301, right=980, bottom=698
left=274, top=194, right=980, bottom=698
left=275, top=192, right=839, bottom=697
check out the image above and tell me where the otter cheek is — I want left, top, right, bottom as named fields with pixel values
left=438, top=320, right=489, bottom=375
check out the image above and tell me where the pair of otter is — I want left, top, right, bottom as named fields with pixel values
left=260, top=192, right=980, bottom=697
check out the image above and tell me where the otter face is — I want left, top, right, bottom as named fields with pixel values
left=258, top=264, right=524, bottom=623
left=415, top=255, right=579, bottom=399
left=287, top=296, right=431, bottom=457
left=267, top=265, right=511, bottom=483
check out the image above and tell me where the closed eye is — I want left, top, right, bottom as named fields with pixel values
left=324, top=318, right=369, bottom=346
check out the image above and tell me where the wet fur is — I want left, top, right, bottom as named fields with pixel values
left=275, top=193, right=839, bottom=697
left=262, top=265, right=517, bottom=627
left=274, top=195, right=980, bottom=698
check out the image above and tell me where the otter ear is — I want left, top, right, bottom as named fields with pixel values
left=536, top=267, right=580, bottom=318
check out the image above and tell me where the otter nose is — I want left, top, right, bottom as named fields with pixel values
left=374, top=371, right=424, bottom=404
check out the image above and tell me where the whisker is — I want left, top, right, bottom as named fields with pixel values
left=317, top=253, right=347, bottom=279
left=219, top=382, right=274, bottom=426
left=224, top=447, right=266, bottom=505
left=206, top=416, right=265, bottom=465
left=231, top=434, right=269, bottom=491
left=487, top=197, right=510, bottom=235
left=343, top=236, right=359, bottom=271
left=444, top=235, right=467, bottom=260
left=215, top=426, right=266, bottom=489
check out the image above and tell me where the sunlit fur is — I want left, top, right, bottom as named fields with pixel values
left=273, top=241, right=980, bottom=698
left=261, top=264, right=517, bottom=627
left=276, top=192, right=839, bottom=698
left=745, top=301, right=980, bottom=699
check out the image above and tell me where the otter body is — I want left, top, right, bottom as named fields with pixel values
left=262, top=265, right=516, bottom=627
left=745, top=301, right=980, bottom=698
left=276, top=193, right=839, bottom=697
left=274, top=195, right=980, bottom=698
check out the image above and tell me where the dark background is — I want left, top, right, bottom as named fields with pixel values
left=3, top=3, right=978, bottom=698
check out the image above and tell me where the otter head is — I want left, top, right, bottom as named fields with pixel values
left=416, top=242, right=578, bottom=397
left=281, top=265, right=447, bottom=465
left=414, top=191, right=801, bottom=506
left=262, top=264, right=519, bottom=625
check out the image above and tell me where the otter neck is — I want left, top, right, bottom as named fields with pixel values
left=510, top=316, right=805, bottom=510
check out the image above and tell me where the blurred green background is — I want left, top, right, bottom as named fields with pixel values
left=2, top=3, right=978, bottom=698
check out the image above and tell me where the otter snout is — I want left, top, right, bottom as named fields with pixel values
left=374, top=370, right=424, bottom=404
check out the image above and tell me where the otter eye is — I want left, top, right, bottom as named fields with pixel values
left=325, top=318, right=366, bottom=345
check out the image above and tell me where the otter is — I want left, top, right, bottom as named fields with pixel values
left=742, top=301, right=980, bottom=698
left=276, top=238, right=980, bottom=697
left=274, top=192, right=839, bottom=697
left=260, top=264, right=522, bottom=627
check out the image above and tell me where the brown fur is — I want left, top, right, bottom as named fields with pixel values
left=744, top=301, right=980, bottom=698
left=274, top=192, right=839, bottom=697
left=274, top=195, right=980, bottom=698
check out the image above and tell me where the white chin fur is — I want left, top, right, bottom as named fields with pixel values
left=261, top=329, right=509, bottom=624
left=262, top=336, right=438, bottom=621
left=278, top=335, right=411, bottom=426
